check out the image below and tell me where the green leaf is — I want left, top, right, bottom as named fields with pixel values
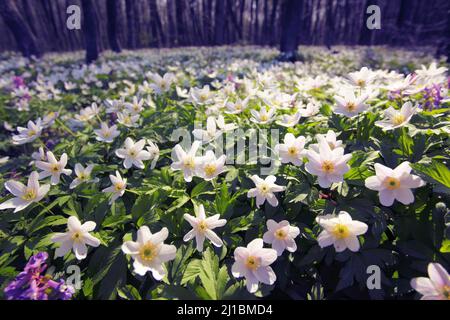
left=198, top=248, right=230, bottom=300
left=411, top=160, right=450, bottom=188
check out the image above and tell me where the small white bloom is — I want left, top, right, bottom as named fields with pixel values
left=309, top=130, right=343, bottom=152
left=364, top=161, right=425, bottom=206
left=276, top=112, right=301, bottom=127
left=149, top=72, right=175, bottom=94
left=275, top=133, right=307, bottom=166
left=183, top=204, right=227, bottom=252
left=117, top=111, right=140, bottom=128
left=75, top=103, right=100, bottom=122
left=263, top=219, right=300, bottom=256
left=347, top=67, right=376, bottom=88
left=12, top=119, right=43, bottom=145
left=69, top=164, right=99, bottom=189
left=375, top=102, right=416, bottom=131
left=225, top=97, right=250, bottom=114
left=115, top=137, right=151, bottom=169
left=316, top=211, right=368, bottom=252
left=197, top=150, right=227, bottom=181
left=250, top=107, right=276, bottom=124
left=192, top=116, right=222, bottom=143
left=0, top=171, right=50, bottom=213
left=190, top=85, right=214, bottom=105
left=146, top=139, right=160, bottom=168
left=333, top=89, right=368, bottom=118
left=42, top=112, right=58, bottom=128
left=125, top=97, right=144, bottom=115
left=410, top=262, right=450, bottom=300
left=51, top=216, right=101, bottom=260
left=170, top=141, right=201, bottom=182
left=305, top=141, right=351, bottom=188
left=102, top=171, right=127, bottom=204
left=231, top=238, right=277, bottom=293
left=121, top=226, right=176, bottom=279
left=94, top=122, right=120, bottom=143
left=297, top=101, right=320, bottom=117
left=216, top=115, right=237, bottom=131
left=30, top=146, right=47, bottom=165
left=247, top=175, right=286, bottom=208
left=35, top=151, right=72, bottom=185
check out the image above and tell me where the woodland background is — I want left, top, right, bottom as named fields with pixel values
left=0, top=0, right=449, bottom=56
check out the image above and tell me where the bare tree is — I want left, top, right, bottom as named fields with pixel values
left=279, top=0, right=302, bottom=61
left=0, top=0, right=41, bottom=58
left=107, top=0, right=121, bottom=52
left=81, top=0, right=99, bottom=63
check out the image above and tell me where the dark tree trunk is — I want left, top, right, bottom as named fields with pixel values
left=0, top=0, right=41, bottom=58
left=167, top=0, right=176, bottom=46
left=269, top=0, right=279, bottom=45
left=279, top=0, right=302, bottom=62
left=149, top=0, right=165, bottom=47
left=125, top=0, right=136, bottom=48
left=81, top=0, right=99, bottom=63
left=214, top=0, right=226, bottom=45
left=175, top=0, right=186, bottom=46
left=107, top=0, right=121, bottom=52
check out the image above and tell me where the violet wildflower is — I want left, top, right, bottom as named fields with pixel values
left=422, top=84, right=443, bottom=110
left=4, top=252, right=74, bottom=300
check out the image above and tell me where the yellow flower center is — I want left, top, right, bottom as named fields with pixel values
left=321, top=161, right=335, bottom=173
left=260, top=114, right=268, bottom=122
left=114, top=182, right=125, bottom=192
left=384, top=177, right=401, bottom=190
left=274, top=229, right=287, bottom=240
left=198, top=220, right=208, bottom=233
left=331, top=224, right=350, bottom=239
left=27, top=130, right=36, bottom=137
left=346, top=102, right=356, bottom=112
left=103, top=131, right=111, bottom=138
left=21, top=188, right=36, bottom=201
left=392, top=114, right=405, bottom=126
left=357, top=79, right=366, bottom=87
left=183, top=157, right=195, bottom=169
left=71, top=232, right=83, bottom=243
left=442, top=285, right=450, bottom=300
left=200, top=94, right=207, bottom=101
left=204, top=163, right=217, bottom=176
left=51, top=164, right=60, bottom=173
left=139, top=242, right=157, bottom=262
left=245, top=256, right=260, bottom=271
left=288, top=146, right=298, bottom=156
left=259, top=183, right=270, bottom=194
left=129, top=150, right=137, bottom=157
left=235, top=104, right=241, bottom=110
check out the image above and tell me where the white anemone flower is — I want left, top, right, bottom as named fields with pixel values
left=35, top=151, right=72, bottom=185
left=364, top=161, right=425, bottom=206
left=347, top=67, right=376, bottom=88
left=250, top=106, right=276, bottom=124
left=115, top=137, right=152, bottom=169
left=263, top=220, right=300, bottom=256
left=197, top=150, right=227, bottom=181
left=149, top=72, right=175, bottom=94
left=333, top=89, right=368, bottom=118
left=69, top=164, right=99, bottom=189
left=190, top=85, right=214, bottom=105
left=121, top=226, right=177, bottom=279
left=231, top=238, right=277, bottom=293
left=117, top=111, right=140, bottom=128
left=275, top=133, right=307, bottom=166
left=247, top=175, right=286, bottom=208
left=316, top=211, right=368, bottom=252
left=51, top=216, right=101, bottom=260
left=297, top=101, right=320, bottom=117
left=0, top=171, right=50, bottom=213
left=170, top=141, right=201, bottom=182
left=102, top=171, right=127, bottom=204
left=225, top=97, right=250, bottom=114
left=410, top=262, right=450, bottom=300
left=375, top=102, right=417, bottom=131
left=183, top=204, right=227, bottom=252
left=192, top=116, right=222, bottom=143
left=94, top=122, right=120, bottom=143
left=12, top=119, right=43, bottom=145
left=276, top=111, right=301, bottom=127
left=309, top=130, right=343, bottom=152
left=305, top=141, right=351, bottom=188
left=125, top=97, right=144, bottom=115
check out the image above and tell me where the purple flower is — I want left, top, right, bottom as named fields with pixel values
left=423, top=84, right=443, bottom=110
left=12, top=76, right=25, bottom=88
left=4, top=252, right=74, bottom=300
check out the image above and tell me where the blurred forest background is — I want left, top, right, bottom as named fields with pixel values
left=0, top=0, right=449, bottom=62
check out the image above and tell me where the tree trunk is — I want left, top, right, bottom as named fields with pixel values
left=279, top=0, right=302, bottom=62
left=214, top=0, right=226, bottom=45
left=107, top=0, right=121, bottom=52
left=0, top=0, right=41, bottom=58
left=81, top=0, right=99, bottom=63
left=175, top=0, right=186, bottom=46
